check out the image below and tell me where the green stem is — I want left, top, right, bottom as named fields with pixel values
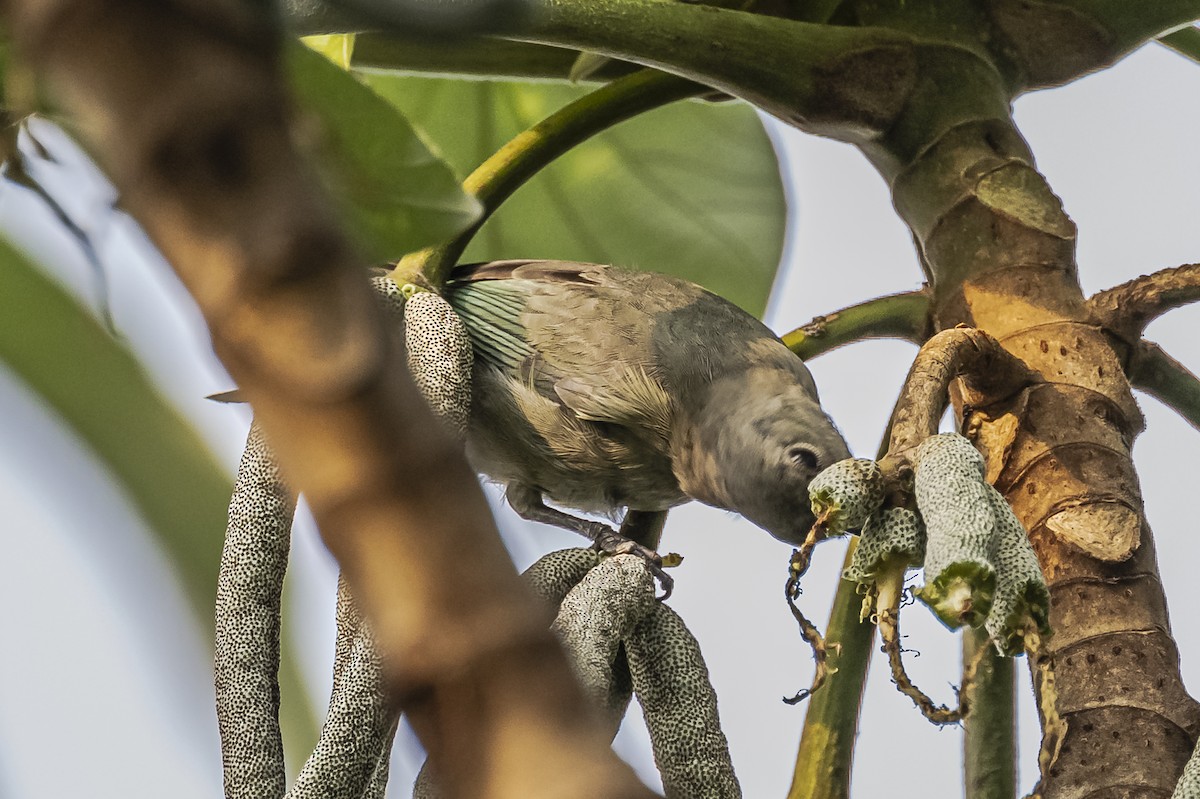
left=962, top=626, right=1016, bottom=799
left=1064, top=3, right=1200, bottom=56
left=293, top=0, right=914, bottom=137
left=782, top=291, right=930, bottom=360
left=391, top=69, right=704, bottom=287
left=1129, top=340, right=1200, bottom=434
left=352, top=34, right=638, bottom=82
left=786, top=405, right=902, bottom=799
left=786, top=539, right=874, bottom=799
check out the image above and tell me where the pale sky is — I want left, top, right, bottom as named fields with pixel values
left=0, top=40, right=1197, bottom=799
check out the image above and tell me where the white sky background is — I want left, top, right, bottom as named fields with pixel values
left=0, top=40, right=1198, bottom=798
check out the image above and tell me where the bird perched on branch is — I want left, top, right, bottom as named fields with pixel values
left=444, top=260, right=851, bottom=586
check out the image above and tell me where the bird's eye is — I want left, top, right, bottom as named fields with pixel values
left=787, top=445, right=820, bottom=471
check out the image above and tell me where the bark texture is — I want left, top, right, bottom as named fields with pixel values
left=847, top=4, right=1200, bottom=793
left=2, top=1, right=654, bottom=797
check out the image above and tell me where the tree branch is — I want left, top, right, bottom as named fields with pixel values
left=1159, top=24, right=1200, bottom=64
left=882, top=328, right=1040, bottom=467
left=351, top=34, right=638, bottom=82
left=392, top=68, right=704, bottom=288
left=5, top=2, right=653, bottom=797
left=1087, top=263, right=1200, bottom=341
left=1128, top=339, right=1200, bottom=434
left=1048, top=1, right=1200, bottom=59
left=782, top=290, right=930, bottom=360
left=288, top=0, right=919, bottom=140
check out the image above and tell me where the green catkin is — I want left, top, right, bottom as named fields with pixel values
left=808, top=458, right=886, bottom=534
left=913, top=434, right=996, bottom=629
left=983, top=488, right=1050, bottom=656
left=843, top=507, right=926, bottom=585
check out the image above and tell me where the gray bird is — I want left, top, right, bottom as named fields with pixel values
left=444, top=260, right=851, bottom=584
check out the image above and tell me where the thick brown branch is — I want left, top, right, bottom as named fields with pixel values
left=1128, top=339, right=1200, bottom=434
left=1087, top=263, right=1200, bottom=341
left=881, top=327, right=1040, bottom=469
left=4, top=1, right=653, bottom=797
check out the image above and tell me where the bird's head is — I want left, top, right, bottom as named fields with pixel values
left=677, top=368, right=851, bottom=546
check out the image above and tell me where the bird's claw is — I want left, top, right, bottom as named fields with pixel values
left=591, top=527, right=675, bottom=601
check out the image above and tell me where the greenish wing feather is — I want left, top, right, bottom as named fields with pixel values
left=447, top=272, right=677, bottom=441
left=446, top=280, right=536, bottom=374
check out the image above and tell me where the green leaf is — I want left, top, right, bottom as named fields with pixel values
left=0, top=237, right=318, bottom=761
left=284, top=40, right=481, bottom=262
left=362, top=74, right=786, bottom=317
left=1160, top=25, right=1200, bottom=64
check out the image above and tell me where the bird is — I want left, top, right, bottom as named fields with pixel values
left=443, top=259, right=851, bottom=590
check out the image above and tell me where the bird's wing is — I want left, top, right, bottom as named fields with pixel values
left=448, top=261, right=681, bottom=439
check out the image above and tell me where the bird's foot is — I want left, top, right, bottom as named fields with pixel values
left=589, top=524, right=677, bottom=600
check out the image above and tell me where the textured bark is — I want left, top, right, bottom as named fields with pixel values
left=826, top=2, right=1200, bottom=793
left=873, top=51, right=1198, bottom=799
left=1, top=1, right=654, bottom=797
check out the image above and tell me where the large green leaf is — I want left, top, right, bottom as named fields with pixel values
left=0, top=238, right=318, bottom=760
left=362, top=73, right=787, bottom=317
left=285, top=41, right=481, bottom=261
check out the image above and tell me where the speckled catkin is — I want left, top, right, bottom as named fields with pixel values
left=983, top=489, right=1050, bottom=656
left=843, top=507, right=926, bottom=584
left=627, top=602, right=742, bottom=799
left=1175, top=749, right=1200, bottom=797
left=808, top=458, right=886, bottom=534
left=914, top=433, right=997, bottom=628
left=411, top=765, right=436, bottom=799
left=552, top=555, right=655, bottom=731
left=403, top=290, right=473, bottom=439
left=215, top=421, right=295, bottom=799
left=521, top=547, right=603, bottom=608
left=371, top=274, right=473, bottom=437
left=285, top=578, right=396, bottom=798
left=414, top=551, right=741, bottom=799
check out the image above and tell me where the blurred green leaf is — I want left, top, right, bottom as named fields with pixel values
left=362, top=73, right=787, bottom=317
left=1160, top=26, right=1200, bottom=64
left=285, top=40, right=481, bottom=262
left=0, top=237, right=318, bottom=760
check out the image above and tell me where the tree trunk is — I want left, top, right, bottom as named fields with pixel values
left=864, top=47, right=1200, bottom=796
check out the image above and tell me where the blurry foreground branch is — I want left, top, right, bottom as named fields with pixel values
left=3, top=1, right=652, bottom=796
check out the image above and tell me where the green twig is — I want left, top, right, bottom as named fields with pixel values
left=782, top=290, right=930, bottom=360
left=785, top=539, right=874, bottom=799
left=1068, top=4, right=1200, bottom=58
left=962, top=626, right=1016, bottom=799
left=785, top=401, right=899, bottom=799
left=390, top=69, right=704, bottom=288
left=1128, top=339, right=1200, bottom=433
left=292, top=0, right=915, bottom=138
left=352, top=34, right=638, bottom=82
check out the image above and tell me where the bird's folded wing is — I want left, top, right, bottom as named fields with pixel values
left=554, top=371, right=674, bottom=443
